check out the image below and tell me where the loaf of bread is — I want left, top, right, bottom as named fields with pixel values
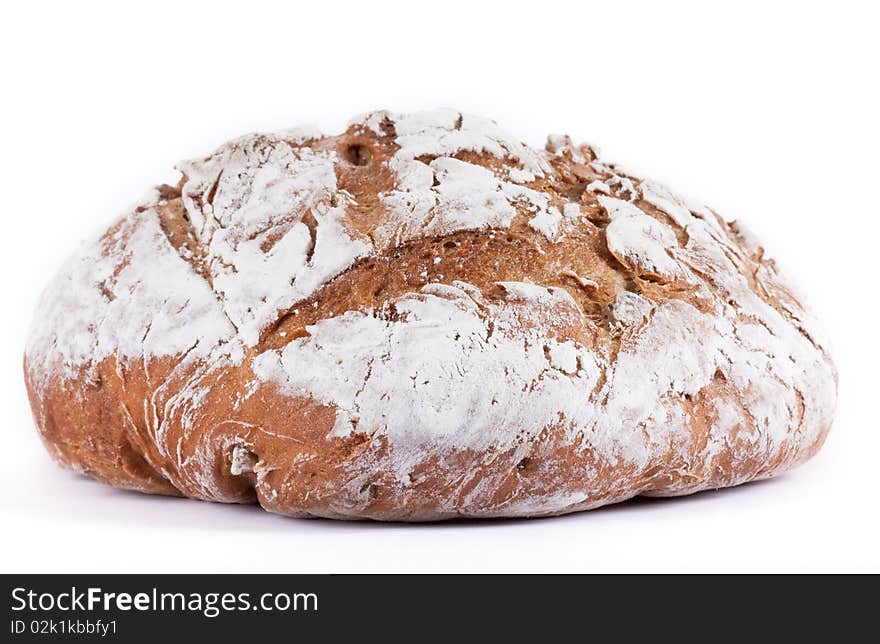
left=24, top=109, right=837, bottom=520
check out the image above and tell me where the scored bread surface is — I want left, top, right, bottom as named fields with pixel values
left=24, top=109, right=837, bottom=520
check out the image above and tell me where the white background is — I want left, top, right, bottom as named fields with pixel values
left=2, top=1, right=877, bottom=573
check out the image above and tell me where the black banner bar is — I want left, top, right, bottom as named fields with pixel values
left=2, top=574, right=872, bottom=641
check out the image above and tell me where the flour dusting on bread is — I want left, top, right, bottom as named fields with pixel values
left=23, top=109, right=837, bottom=520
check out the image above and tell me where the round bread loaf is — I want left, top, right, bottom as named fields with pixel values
left=24, top=109, right=837, bottom=520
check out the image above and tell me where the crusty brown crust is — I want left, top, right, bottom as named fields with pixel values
left=24, top=110, right=836, bottom=520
